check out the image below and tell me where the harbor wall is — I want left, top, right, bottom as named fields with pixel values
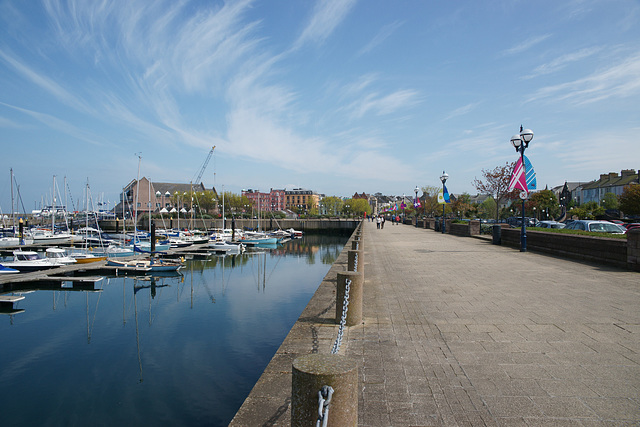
left=97, top=218, right=360, bottom=234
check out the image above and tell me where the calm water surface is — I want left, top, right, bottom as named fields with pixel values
left=0, top=234, right=348, bottom=426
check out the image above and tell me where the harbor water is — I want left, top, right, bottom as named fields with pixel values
left=0, top=234, right=349, bottom=426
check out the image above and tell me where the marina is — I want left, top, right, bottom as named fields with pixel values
left=0, top=233, right=350, bottom=426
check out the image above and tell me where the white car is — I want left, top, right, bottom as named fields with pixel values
left=537, top=221, right=565, bottom=229
left=564, top=220, right=625, bottom=234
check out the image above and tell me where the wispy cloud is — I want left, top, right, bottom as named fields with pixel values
left=527, top=51, right=640, bottom=104
left=293, top=0, right=357, bottom=50
left=0, top=49, right=93, bottom=113
left=358, top=20, right=403, bottom=56
left=523, top=47, right=602, bottom=79
left=443, top=102, right=481, bottom=121
left=346, top=89, right=420, bottom=120
left=502, top=34, right=551, bottom=56
left=0, top=101, right=105, bottom=147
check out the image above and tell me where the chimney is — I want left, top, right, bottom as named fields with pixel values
left=608, top=172, right=618, bottom=179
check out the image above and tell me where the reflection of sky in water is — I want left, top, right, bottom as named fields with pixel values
left=0, top=235, right=347, bottom=426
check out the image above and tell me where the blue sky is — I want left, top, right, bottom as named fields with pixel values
left=1, top=0, right=639, bottom=213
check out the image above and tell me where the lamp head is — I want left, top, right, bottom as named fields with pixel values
left=440, top=171, right=448, bottom=183
left=511, top=134, right=522, bottom=152
left=520, top=128, right=534, bottom=144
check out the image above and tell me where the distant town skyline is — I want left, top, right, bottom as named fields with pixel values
left=1, top=1, right=639, bottom=213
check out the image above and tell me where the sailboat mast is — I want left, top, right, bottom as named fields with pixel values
left=134, top=153, right=141, bottom=241
left=52, top=175, right=56, bottom=232
left=10, top=168, right=15, bottom=231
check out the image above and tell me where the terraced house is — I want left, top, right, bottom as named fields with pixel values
left=575, top=169, right=639, bottom=204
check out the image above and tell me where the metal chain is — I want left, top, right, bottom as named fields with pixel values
left=331, top=278, right=350, bottom=354
left=316, top=385, right=334, bottom=427
left=353, top=252, right=358, bottom=273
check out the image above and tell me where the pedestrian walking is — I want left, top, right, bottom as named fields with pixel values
left=376, top=215, right=381, bottom=229
left=381, top=216, right=385, bottom=229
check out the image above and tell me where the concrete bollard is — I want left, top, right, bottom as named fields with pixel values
left=347, top=250, right=363, bottom=273
left=336, top=271, right=363, bottom=326
left=291, top=354, right=358, bottom=427
left=351, top=240, right=360, bottom=250
left=492, top=224, right=502, bottom=245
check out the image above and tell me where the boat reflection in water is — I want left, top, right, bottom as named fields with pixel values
left=0, top=233, right=349, bottom=426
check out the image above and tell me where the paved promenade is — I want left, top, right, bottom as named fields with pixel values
left=231, top=221, right=639, bottom=426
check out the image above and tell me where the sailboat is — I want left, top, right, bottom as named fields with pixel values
left=69, top=181, right=108, bottom=264
left=0, top=169, right=34, bottom=246
left=30, top=176, right=73, bottom=245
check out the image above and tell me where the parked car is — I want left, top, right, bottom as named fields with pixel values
left=507, top=217, right=538, bottom=228
left=537, top=221, right=565, bottom=229
left=564, top=220, right=626, bottom=234
left=624, top=223, right=640, bottom=231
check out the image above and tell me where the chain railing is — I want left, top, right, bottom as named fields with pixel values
left=330, top=278, right=350, bottom=354
left=314, top=240, right=359, bottom=425
left=316, top=385, right=334, bottom=427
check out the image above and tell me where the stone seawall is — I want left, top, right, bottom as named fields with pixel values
left=229, top=223, right=362, bottom=425
left=98, top=218, right=360, bottom=233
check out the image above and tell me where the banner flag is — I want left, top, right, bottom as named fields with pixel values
left=508, top=157, right=528, bottom=193
left=400, top=201, right=407, bottom=209
left=413, top=197, right=421, bottom=208
left=437, top=186, right=451, bottom=204
left=524, top=155, right=536, bottom=190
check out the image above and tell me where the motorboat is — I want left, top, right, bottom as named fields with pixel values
left=208, top=240, right=246, bottom=253
left=286, top=228, right=303, bottom=238
left=240, top=231, right=278, bottom=245
left=107, top=257, right=184, bottom=272
left=29, top=228, right=74, bottom=245
left=91, top=244, right=135, bottom=258
left=44, top=248, right=77, bottom=265
left=68, top=251, right=107, bottom=264
left=0, top=235, right=34, bottom=246
left=1, top=250, right=65, bottom=272
left=0, top=264, right=19, bottom=274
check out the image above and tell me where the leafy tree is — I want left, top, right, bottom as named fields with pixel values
left=450, top=192, right=471, bottom=218
left=477, top=197, right=496, bottom=219
left=619, top=184, right=640, bottom=215
left=473, top=161, right=518, bottom=221
left=569, top=201, right=605, bottom=220
left=602, top=192, right=619, bottom=210
left=420, top=185, right=441, bottom=217
left=529, top=189, right=559, bottom=220
left=343, top=198, right=371, bottom=217
left=320, top=196, right=343, bottom=216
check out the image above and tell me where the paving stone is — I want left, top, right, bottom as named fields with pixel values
left=232, top=222, right=640, bottom=425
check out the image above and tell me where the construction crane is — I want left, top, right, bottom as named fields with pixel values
left=192, top=146, right=215, bottom=185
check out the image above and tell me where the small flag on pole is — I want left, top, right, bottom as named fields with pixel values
left=524, top=155, right=536, bottom=191
left=508, top=157, right=528, bottom=193
left=438, top=186, right=451, bottom=204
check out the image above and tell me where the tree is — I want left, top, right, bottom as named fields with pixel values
left=529, top=189, right=559, bottom=220
left=602, top=192, right=619, bottom=210
left=619, top=184, right=640, bottom=215
left=569, top=201, right=605, bottom=220
left=343, top=198, right=371, bottom=217
left=320, top=196, right=343, bottom=216
left=450, top=192, right=471, bottom=218
left=477, top=197, right=496, bottom=219
left=421, top=185, right=441, bottom=217
left=473, top=161, right=518, bottom=221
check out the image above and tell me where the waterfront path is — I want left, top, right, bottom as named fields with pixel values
left=231, top=221, right=639, bottom=426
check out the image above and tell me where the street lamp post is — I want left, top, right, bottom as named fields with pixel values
left=440, top=171, right=448, bottom=233
left=510, top=126, right=534, bottom=252
left=414, top=186, right=419, bottom=228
